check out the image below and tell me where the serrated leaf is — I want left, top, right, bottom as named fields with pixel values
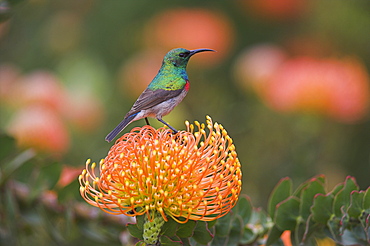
left=275, top=196, right=300, bottom=231
left=161, top=217, right=178, bottom=237
left=127, top=223, right=143, bottom=240
left=176, top=220, right=196, bottom=238
left=333, top=176, right=359, bottom=217
left=311, top=194, right=334, bottom=224
left=159, top=235, right=182, bottom=246
left=265, top=225, right=284, bottom=246
left=234, top=195, right=252, bottom=225
left=299, top=179, right=326, bottom=221
left=348, top=190, right=365, bottom=218
left=268, top=177, right=292, bottom=219
left=192, top=221, right=213, bottom=245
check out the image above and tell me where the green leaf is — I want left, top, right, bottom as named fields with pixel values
left=207, top=219, right=217, bottom=228
left=239, top=227, right=256, bottom=245
left=176, top=220, right=196, bottom=238
left=299, top=178, right=326, bottom=221
left=227, top=215, right=243, bottom=246
left=333, top=176, right=359, bottom=217
left=136, top=214, right=145, bottom=230
left=127, top=223, right=143, bottom=240
left=38, top=161, right=62, bottom=190
left=268, top=177, right=292, bottom=219
left=347, top=190, right=365, bottom=218
left=0, top=134, right=17, bottom=161
left=265, top=225, right=284, bottom=246
left=311, top=194, right=334, bottom=224
left=364, top=187, right=370, bottom=213
left=215, top=212, right=232, bottom=237
left=134, top=241, right=146, bottom=246
left=274, top=196, right=300, bottom=231
left=234, top=195, right=252, bottom=225
left=161, top=217, right=178, bottom=237
left=192, top=221, right=213, bottom=245
left=159, top=235, right=182, bottom=246
left=293, top=174, right=326, bottom=198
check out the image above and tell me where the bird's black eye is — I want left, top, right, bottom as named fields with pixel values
left=179, top=52, right=190, bottom=57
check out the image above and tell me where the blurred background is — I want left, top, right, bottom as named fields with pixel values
left=0, top=0, right=369, bottom=245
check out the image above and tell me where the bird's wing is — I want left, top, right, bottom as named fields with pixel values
left=125, top=87, right=184, bottom=117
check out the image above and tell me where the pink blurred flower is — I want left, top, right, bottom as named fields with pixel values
left=62, top=92, right=104, bottom=132
left=8, top=105, right=70, bottom=154
left=118, top=50, right=163, bottom=97
left=144, top=8, right=234, bottom=66
left=239, top=0, right=308, bottom=21
left=234, top=44, right=286, bottom=94
left=264, top=57, right=370, bottom=122
left=58, top=165, right=83, bottom=187
left=12, top=71, right=66, bottom=112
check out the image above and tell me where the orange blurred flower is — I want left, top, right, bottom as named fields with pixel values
left=79, top=116, right=242, bottom=223
left=264, top=57, right=370, bottom=122
left=144, top=8, right=234, bottom=66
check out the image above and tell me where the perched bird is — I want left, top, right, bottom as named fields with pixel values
left=105, top=48, right=215, bottom=142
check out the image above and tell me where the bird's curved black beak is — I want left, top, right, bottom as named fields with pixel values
left=189, top=48, right=216, bottom=56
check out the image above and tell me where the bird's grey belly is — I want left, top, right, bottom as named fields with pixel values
left=141, top=89, right=188, bottom=118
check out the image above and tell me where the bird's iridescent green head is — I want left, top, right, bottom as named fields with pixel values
left=163, top=48, right=215, bottom=68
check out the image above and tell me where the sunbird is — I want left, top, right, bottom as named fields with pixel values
left=105, top=48, right=215, bottom=142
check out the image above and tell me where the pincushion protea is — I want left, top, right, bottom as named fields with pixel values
left=79, top=116, right=242, bottom=224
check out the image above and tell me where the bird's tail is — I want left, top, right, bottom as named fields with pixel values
left=105, top=113, right=137, bottom=142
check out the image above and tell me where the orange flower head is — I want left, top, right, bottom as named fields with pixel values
left=79, top=116, right=242, bottom=223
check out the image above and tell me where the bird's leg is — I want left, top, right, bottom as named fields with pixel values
left=157, top=118, right=178, bottom=133
left=145, top=117, right=150, bottom=126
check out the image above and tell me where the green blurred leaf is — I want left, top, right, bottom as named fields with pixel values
left=364, top=187, right=370, bottom=213
left=38, top=162, right=62, bottom=190
left=127, top=223, right=143, bottom=240
left=311, top=194, right=334, bottom=224
left=159, top=235, right=182, bottom=246
left=176, top=220, right=196, bottom=238
left=227, top=215, right=243, bottom=246
left=234, top=195, right=252, bottom=225
left=192, top=221, right=213, bottom=245
left=333, top=176, right=359, bottom=217
left=348, top=190, right=365, bottom=218
left=215, top=212, right=232, bottom=237
left=207, top=219, right=217, bottom=228
left=0, top=134, right=16, bottom=161
left=265, top=225, right=284, bottom=246
left=57, top=178, right=79, bottom=203
left=0, top=149, right=36, bottom=187
left=239, top=227, right=256, bottom=245
left=299, top=178, right=326, bottom=221
left=160, top=217, right=178, bottom=237
left=274, top=196, right=300, bottom=231
left=268, top=177, right=292, bottom=219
